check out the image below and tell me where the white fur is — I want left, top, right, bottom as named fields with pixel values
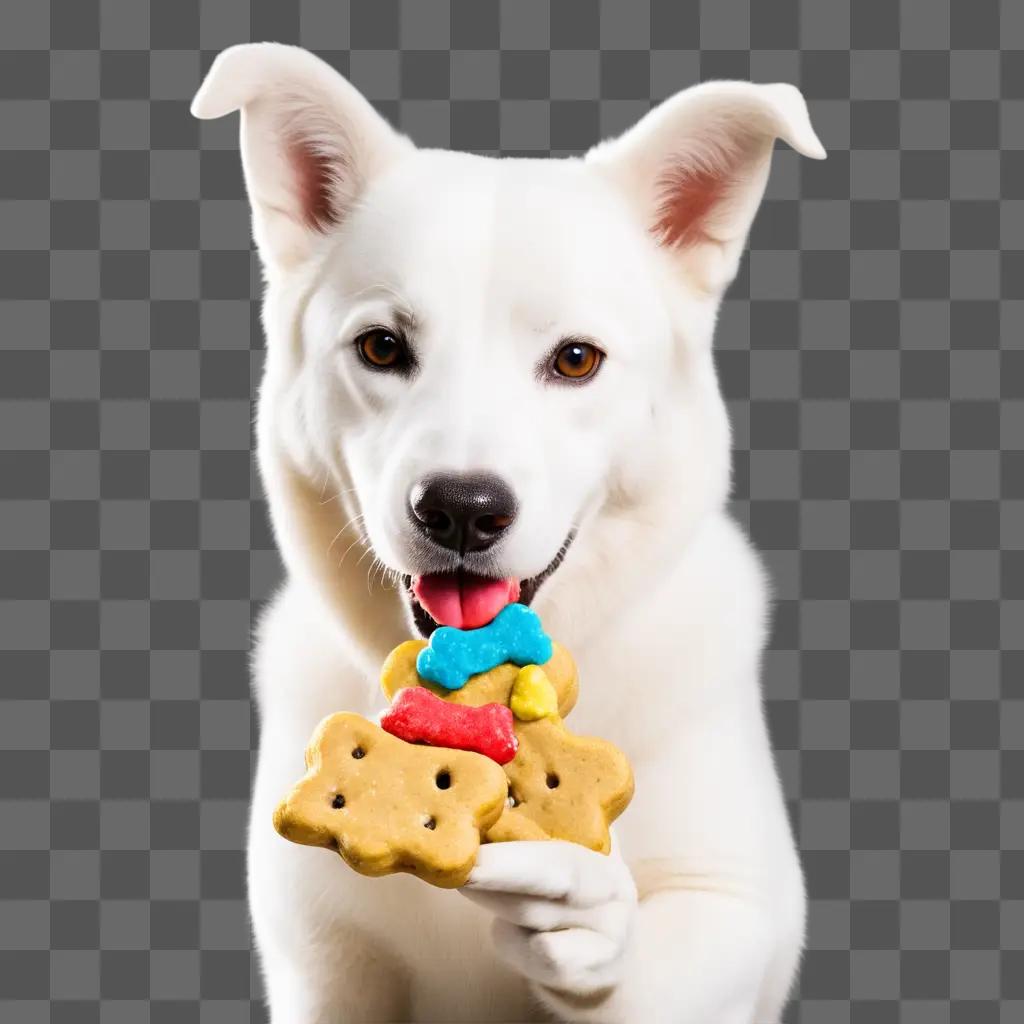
left=193, top=44, right=824, bottom=1023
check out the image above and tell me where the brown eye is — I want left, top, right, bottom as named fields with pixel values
left=553, top=340, right=602, bottom=381
left=356, top=328, right=409, bottom=371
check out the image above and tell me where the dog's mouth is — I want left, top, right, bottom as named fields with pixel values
left=401, top=532, right=575, bottom=638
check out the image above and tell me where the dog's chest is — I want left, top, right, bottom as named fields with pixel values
left=336, top=867, right=541, bottom=1019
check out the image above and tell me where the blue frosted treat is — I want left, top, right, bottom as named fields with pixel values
left=416, top=603, right=553, bottom=691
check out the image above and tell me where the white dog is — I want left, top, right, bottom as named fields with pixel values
left=192, top=44, right=824, bottom=1023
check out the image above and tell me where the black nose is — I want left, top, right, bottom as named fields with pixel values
left=408, top=472, right=517, bottom=554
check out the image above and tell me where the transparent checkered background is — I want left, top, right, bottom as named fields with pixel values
left=1, top=1, right=1021, bottom=1021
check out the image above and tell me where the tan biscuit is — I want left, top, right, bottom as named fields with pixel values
left=273, top=712, right=509, bottom=888
left=485, top=716, right=634, bottom=854
left=380, top=639, right=579, bottom=718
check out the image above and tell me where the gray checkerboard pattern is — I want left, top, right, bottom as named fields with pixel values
left=0, top=0, right=1020, bottom=1020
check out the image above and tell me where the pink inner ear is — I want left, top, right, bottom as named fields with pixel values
left=289, top=137, right=337, bottom=231
left=653, top=160, right=729, bottom=250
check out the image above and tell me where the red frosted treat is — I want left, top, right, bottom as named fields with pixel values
left=380, top=687, right=518, bottom=765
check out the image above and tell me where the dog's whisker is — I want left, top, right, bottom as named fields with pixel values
left=366, top=554, right=390, bottom=595
left=318, top=483, right=362, bottom=506
left=327, top=510, right=367, bottom=557
left=380, top=560, right=397, bottom=591
left=336, top=531, right=367, bottom=571
left=327, top=525, right=346, bottom=556
left=332, top=512, right=370, bottom=571
left=354, top=544, right=375, bottom=572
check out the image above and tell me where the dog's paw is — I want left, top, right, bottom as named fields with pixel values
left=460, top=840, right=637, bottom=995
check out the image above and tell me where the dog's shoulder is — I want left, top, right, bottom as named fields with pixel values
left=673, top=513, right=768, bottom=627
left=253, top=580, right=376, bottom=723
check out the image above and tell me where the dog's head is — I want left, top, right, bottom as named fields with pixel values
left=193, top=44, right=823, bottom=667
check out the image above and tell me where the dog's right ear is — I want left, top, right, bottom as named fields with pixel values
left=192, top=43, right=414, bottom=272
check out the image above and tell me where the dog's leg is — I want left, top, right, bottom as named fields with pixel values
left=249, top=721, right=412, bottom=1024
left=465, top=683, right=806, bottom=1024
left=463, top=837, right=798, bottom=1024
left=531, top=885, right=788, bottom=1024
left=256, top=919, right=410, bottom=1024
left=250, top=835, right=411, bottom=1024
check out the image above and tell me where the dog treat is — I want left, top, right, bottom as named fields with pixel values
left=279, top=606, right=632, bottom=887
left=416, top=603, right=553, bottom=690
left=509, top=665, right=558, bottom=721
left=380, top=686, right=518, bottom=765
left=381, top=638, right=579, bottom=718
left=383, top=635, right=631, bottom=854
left=486, top=715, right=634, bottom=854
left=273, top=712, right=509, bottom=888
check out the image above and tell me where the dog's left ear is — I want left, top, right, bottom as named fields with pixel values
left=192, top=43, right=414, bottom=272
left=587, top=82, right=825, bottom=294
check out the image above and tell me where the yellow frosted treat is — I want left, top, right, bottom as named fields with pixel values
left=509, top=665, right=558, bottom=721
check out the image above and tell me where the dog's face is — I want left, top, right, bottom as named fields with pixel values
left=193, top=45, right=823, bottom=643
left=303, top=151, right=684, bottom=632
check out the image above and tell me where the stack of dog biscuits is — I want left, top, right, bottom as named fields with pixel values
left=273, top=604, right=633, bottom=888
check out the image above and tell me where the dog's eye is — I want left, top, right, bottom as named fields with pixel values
left=355, top=328, right=410, bottom=372
left=552, top=341, right=602, bottom=382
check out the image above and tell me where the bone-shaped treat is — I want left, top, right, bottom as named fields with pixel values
left=380, top=686, right=518, bottom=765
left=415, top=603, right=553, bottom=691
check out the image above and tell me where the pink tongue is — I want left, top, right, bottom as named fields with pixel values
left=413, top=574, right=520, bottom=630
